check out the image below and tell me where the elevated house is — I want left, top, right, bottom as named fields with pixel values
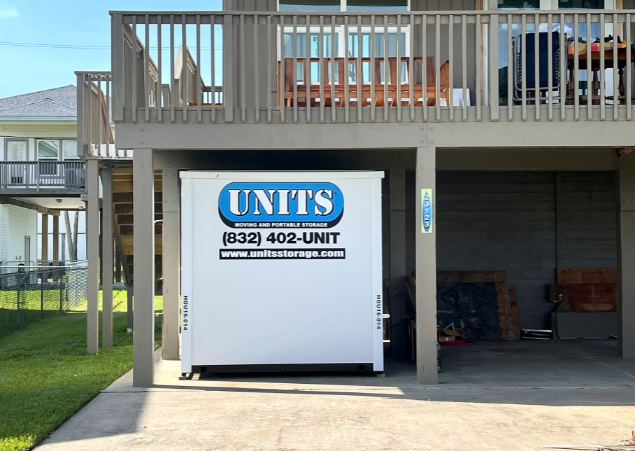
left=78, top=0, right=635, bottom=386
left=0, top=86, right=87, bottom=265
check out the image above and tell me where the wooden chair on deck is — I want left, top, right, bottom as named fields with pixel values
left=278, top=56, right=450, bottom=108
left=374, top=57, right=450, bottom=107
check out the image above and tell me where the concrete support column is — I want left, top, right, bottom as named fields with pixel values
left=133, top=148, right=156, bottom=387
left=389, top=167, right=408, bottom=360
left=52, top=215, right=59, bottom=263
left=41, top=215, right=49, bottom=261
left=115, top=248, right=122, bottom=283
left=87, top=159, right=100, bottom=355
left=415, top=146, right=438, bottom=384
left=102, top=167, right=114, bottom=348
left=127, top=284, right=134, bottom=331
left=618, top=152, right=635, bottom=358
left=162, top=164, right=181, bottom=360
left=99, top=209, right=104, bottom=283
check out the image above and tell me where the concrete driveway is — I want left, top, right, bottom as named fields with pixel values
left=37, top=340, right=635, bottom=451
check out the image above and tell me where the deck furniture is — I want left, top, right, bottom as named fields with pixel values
left=278, top=56, right=450, bottom=107
left=566, top=40, right=635, bottom=104
left=512, top=32, right=561, bottom=104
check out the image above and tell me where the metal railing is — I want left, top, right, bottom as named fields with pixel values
left=0, top=264, right=88, bottom=339
left=76, top=71, right=133, bottom=159
left=109, top=10, right=635, bottom=124
left=0, top=161, right=86, bottom=189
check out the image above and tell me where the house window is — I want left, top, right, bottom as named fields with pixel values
left=5, top=140, right=28, bottom=161
left=498, top=0, right=540, bottom=8
left=62, top=140, right=79, bottom=160
left=37, top=140, right=60, bottom=176
left=280, top=0, right=341, bottom=11
left=279, top=0, right=411, bottom=86
left=38, top=140, right=60, bottom=160
left=559, top=0, right=604, bottom=7
left=347, top=0, right=407, bottom=11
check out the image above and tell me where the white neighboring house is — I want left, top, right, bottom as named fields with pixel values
left=0, top=85, right=87, bottom=265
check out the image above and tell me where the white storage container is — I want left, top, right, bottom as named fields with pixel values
left=180, top=171, right=384, bottom=373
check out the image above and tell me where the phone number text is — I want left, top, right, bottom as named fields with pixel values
left=222, top=231, right=341, bottom=247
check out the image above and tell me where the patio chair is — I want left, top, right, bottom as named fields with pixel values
left=513, top=31, right=561, bottom=104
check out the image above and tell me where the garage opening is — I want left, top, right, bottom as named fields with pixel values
left=403, top=170, right=619, bottom=375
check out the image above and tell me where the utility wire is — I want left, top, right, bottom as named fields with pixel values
left=0, top=42, right=109, bottom=49
left=0, top=41, right=222, bottom=50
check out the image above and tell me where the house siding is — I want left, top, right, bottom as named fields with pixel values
left=557, top=172, right=618, bottom=269
left=0, top=205, right=37, bottom=264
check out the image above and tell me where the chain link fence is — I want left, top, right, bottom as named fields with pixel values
left=0, top=263, right=88, bottom=339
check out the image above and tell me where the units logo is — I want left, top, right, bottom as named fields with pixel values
left=219, top=182, right=344, bottom=228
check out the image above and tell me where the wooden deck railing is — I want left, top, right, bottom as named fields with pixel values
left=76, top=72, right=132, bottom=159
left=0, top=162, right=86, bottom=190
left=109, top=10, right=635, bottom=124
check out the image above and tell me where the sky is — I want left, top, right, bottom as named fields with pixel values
left=0, top=0, right=222, bottom=99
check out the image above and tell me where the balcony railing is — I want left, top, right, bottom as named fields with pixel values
left=76, top=71, right=132, bottom=159
left=110, top=10, right=635, bottom=124
left=0, top=162, right=86, bottom=190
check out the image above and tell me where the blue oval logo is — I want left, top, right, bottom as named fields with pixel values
left=219, top=182, right=344, bottom=228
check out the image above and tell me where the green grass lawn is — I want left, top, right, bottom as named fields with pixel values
left=0, top=288, right=83, bottom=339
left=0, top=289, right=163, bottom=451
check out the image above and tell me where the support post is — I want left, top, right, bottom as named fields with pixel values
left=102, top=167, right=114, bottom=348
left=52, top=215, right=59, bottom=264
left=618, top=152, right=635, bottom=358
left=389, top=167, right=408, bottom=360
left=99, top=208, right=104, bottom=283
left=162, top=164, right=180, bottom=360
left=415, top=146, right=438, bottom=384
left=127, top=284, right=134, bottom=331
left=41, top=214, right=49, bottom=262
left=86, top=159, right=100, bottom=355
left=133, top=148, right=155, bottom=387
left=115, top=247, right=122, bottom=283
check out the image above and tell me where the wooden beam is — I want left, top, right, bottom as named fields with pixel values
left=0, top=197, right=60, bottom=216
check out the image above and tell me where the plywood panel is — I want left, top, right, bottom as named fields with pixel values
left=557, top=267, right=617, bottom=284
left=550, top=283, right=618, bottom=312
